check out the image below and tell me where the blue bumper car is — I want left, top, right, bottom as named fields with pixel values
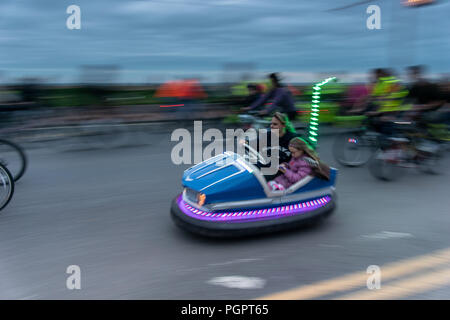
left=171, top=151, right=338, bottom=237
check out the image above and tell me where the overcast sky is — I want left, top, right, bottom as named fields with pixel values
left=0, top=0, right=448, bottom=83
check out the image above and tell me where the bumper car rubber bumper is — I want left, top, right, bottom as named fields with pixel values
left=170, top=193, right=336, bottom=238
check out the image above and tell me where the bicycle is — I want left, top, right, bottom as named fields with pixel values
left=332, top=115, right=381, bottom=167
left=0, top=163, right=14, bottom=211
left=0, top=138, right=27, bottom=182
left=368, top=121, right=447, bottom=181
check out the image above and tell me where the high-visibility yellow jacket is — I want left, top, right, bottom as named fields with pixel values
left=371, top=76, right=411, bottom=112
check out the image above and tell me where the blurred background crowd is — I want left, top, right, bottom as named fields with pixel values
left=1, top=0, right=448, bottom=139
left=0, top=65, right=448, bottom=135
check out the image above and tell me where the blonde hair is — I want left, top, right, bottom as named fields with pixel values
left=288, top=137, right=319, bottom=161
left=288, top=137, right=331, bottom=181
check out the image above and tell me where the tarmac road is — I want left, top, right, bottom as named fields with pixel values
left=0, top=132, right=449, bottom=299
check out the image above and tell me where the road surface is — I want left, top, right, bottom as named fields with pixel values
left=1, top=132, right=449, bottom=299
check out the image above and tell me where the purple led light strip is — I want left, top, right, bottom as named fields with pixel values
left=177, top=195, right=331, bottom=223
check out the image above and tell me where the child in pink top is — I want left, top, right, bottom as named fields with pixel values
left=268, top=137, right=319, bottom=191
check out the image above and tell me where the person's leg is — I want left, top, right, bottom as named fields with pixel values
left=268, top=181, right=285, bottom=191
left=264, top=171, right=282, bottom=182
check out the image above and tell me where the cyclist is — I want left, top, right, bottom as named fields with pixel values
left=405, top=65, right=446, bottom=125
left=243, top=73, right=297, bottom=120
left=351, top=69, right=412, bottom=163
left=437, top=79, right=450, bottom=125
left=341, top=83, right=370, bottom=115
left=358, top=69, right=410, bottom=136
left=242, top=83, right=265, bottom=110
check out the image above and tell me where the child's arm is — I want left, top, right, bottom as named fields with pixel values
left=284, top=164, right=312, bottom=184
left=278, top=163, right=288, bottom=173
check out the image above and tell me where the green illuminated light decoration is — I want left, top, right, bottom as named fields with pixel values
left=307, top=76, right=337, bottom=149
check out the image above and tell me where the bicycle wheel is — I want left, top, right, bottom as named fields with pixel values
left=332, top=132, right=373, bottom=167
left=368, top=149, right=402, bottom=181
left=417, top=151, right=443, bottom=175
left=415, top=139, right=444, bottom=174
left=0, top=139, right=27, bottom=182
left=0, top=164, right=14, bottom=211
